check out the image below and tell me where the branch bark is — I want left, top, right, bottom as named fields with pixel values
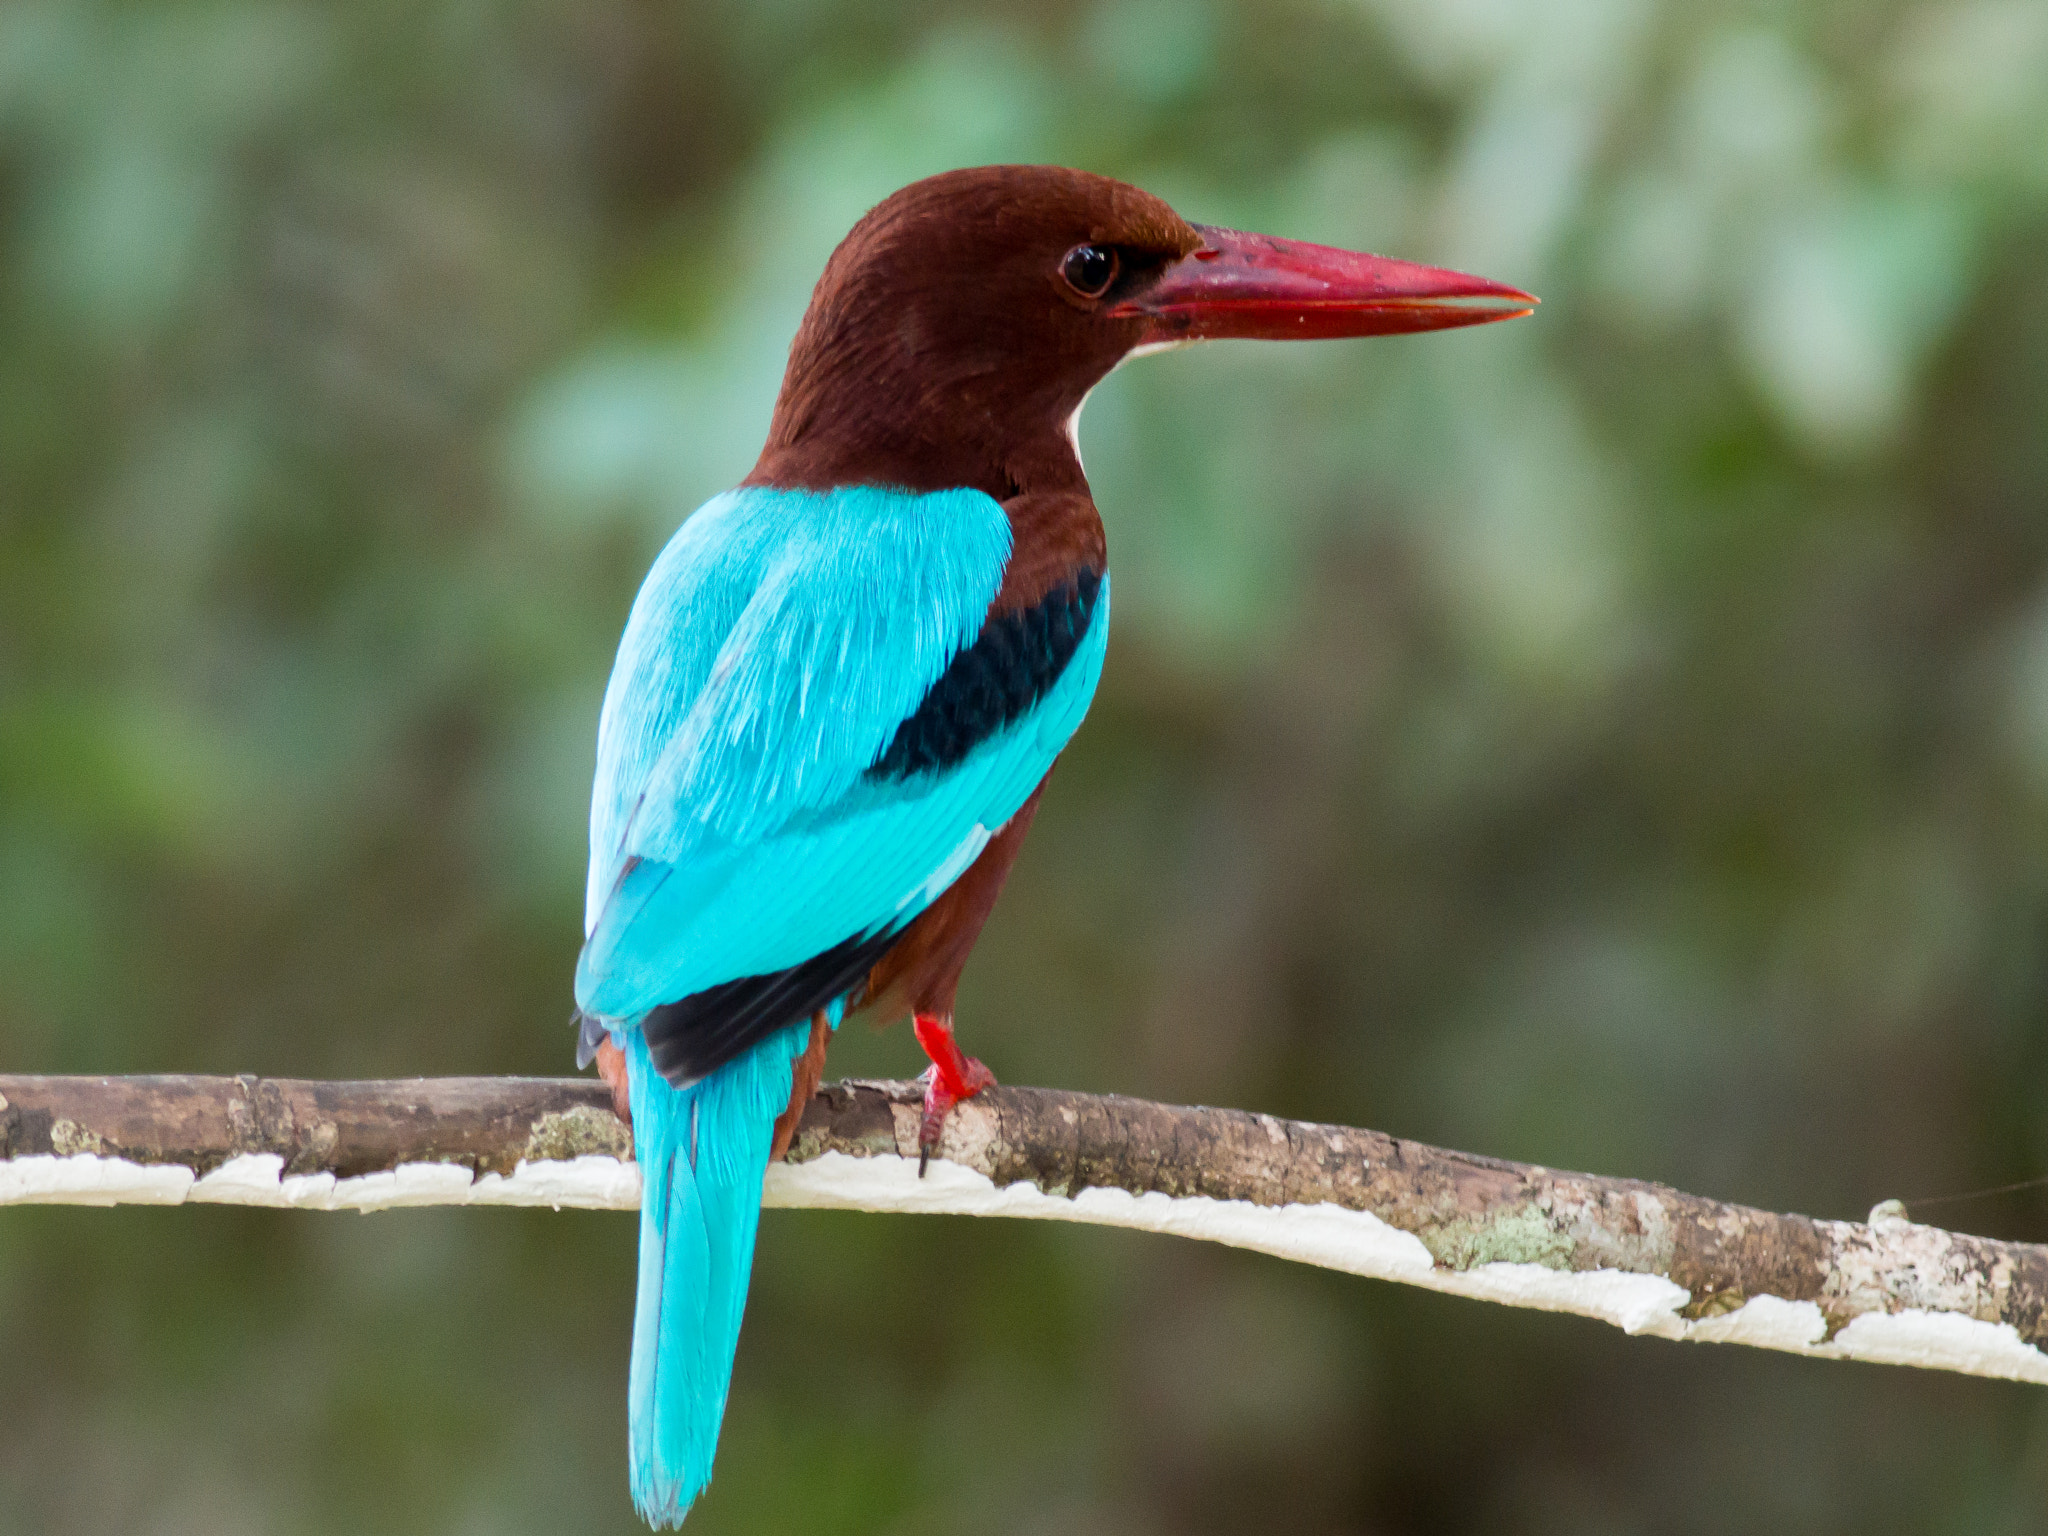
left=3, top=1073, right=2044, bottom=1385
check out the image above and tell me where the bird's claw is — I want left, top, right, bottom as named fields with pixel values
left=914, top=1022, right=995, bottom=1176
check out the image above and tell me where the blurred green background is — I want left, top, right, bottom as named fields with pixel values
left=5, top=0, right=2048, bottom=1530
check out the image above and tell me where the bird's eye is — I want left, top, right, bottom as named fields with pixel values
left=1061, top=244, right=1119, bottom=299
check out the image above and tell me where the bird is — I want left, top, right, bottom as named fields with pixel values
left=571, top=164, right=1532, bottom=1526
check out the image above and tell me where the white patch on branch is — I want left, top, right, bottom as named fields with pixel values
left=0, top=1153, right=193, bottom=1206
left=1829, top=1309, right=2048, bottom=1379
left=765, top=1148, right=1441, bottom=1276
left=1, top=1151, right=643, bottom=1212
left=7, top=1147, right=2048, bottom=1386
left=467, top=1156, right=642, bottom=1209
left=1684, top=1294, right=1828, bottom=1350
left=762, top=1153, right=2048, bottom=1386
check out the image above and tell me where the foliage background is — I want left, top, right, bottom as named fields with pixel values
left=4, top=0, right=2048, bottom=1530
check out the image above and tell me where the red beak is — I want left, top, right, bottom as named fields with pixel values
left=1111, top=224, right=1536, bottom=343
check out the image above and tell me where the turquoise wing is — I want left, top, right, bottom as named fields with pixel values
left=575, top=482, right=1108, bottom=1070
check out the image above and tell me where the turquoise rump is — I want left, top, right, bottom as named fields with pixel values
left=569, top=165, right=1532, bottom=1525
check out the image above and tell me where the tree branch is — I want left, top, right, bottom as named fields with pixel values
left=3, top=1073, right=2044, bottom=1385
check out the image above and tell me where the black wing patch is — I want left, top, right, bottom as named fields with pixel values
left=867, top=567, right=1103, bottom=781
left=640, top=927, right=901, bottom=1088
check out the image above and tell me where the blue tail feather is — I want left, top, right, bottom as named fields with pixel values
left=622, top=1018, right=815, bottom=1526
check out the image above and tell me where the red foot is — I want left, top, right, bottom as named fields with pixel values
left=594, top=1037, right=633, bottom=1130
left=913, top=1012, right=995, bottom=1175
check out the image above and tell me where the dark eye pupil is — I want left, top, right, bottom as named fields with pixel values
left=1063, top=245, right=1116, bottom=296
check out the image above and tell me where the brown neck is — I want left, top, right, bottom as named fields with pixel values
left=744, top=368, right=1095, bottom=503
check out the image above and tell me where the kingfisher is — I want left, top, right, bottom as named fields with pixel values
left=572, top=164, right=1532, bottom=1525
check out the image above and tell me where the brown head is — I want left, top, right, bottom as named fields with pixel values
left=748, top=165, right=1533, bottom=502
